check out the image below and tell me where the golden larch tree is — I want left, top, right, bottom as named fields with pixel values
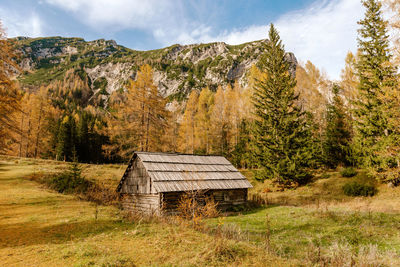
left=194, top=87, right=214, bottom=154
left=0, top=21, right=22, bottom=152
left=210, top=85, right=226, bottom=154
left=178, top=90, right=199, bottom=153
left=105, top=64, right=168, bottom=159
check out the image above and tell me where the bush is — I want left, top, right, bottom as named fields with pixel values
left=48, top=172, right=91, bottom=194
left=340, top=167, right=357, bottom=178
left=47, top=161, right=91, bottom=194
left=342, top=182, right=377, bottom=197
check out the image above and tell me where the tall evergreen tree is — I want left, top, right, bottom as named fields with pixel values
left=323, top=84, right=353, bottom=168
left=252, top=24, right=313, bottom=187
left=354, top=0, right=398, bottom=168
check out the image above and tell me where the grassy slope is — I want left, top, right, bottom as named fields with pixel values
left=0, top=157, right=290, bottom=267
left=244, top=169, right=400, bottom=213
left=2, top=156, right=400, bottom=265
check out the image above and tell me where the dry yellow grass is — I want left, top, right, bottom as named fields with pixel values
left=0, top=157, right=293, bottom=266
left=247, top=168, right=400, bottom=213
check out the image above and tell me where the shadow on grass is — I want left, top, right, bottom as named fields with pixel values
left=0, top=162, right=10, bottom=173
left=223, top=204, right=280, bottom=217
left=0, top=218, right=133, bottom=248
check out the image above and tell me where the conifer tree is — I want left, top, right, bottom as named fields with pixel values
left=104, top=64, right=168, bottom=159
left=210, top=86, right=226, bottom=154
left=194, top=87, right=214, bottom=154
left=323, top=84, right=353, bottom=168
left=384, top=0, right=400, bottom=64
left=354, top=0, right=398, bottom=168
left=340, top=52, right=359, bottom=109
left=0, top=21, right=22, bottom=152
left=252, top=24, right=313, bottom=187
left=178, top=90, right=199, bottom=153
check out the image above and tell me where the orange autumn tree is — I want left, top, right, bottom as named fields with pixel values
left=194, top=87, right=214, bottom=154
left=209, top=85, right=226, bottom=154
left=12, top=87, right=53, bottom=158
left=105, top=64, right=168, bottom=159
left=0, top=21, right=22, bottom=152
left=178, top=90, right=199, bottom=153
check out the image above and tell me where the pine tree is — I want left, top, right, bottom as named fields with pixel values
left=323, top=84, right=353, bottom=168
left=252, top=24, right=313, bottom=187
left=354, top=0, right=398, bottom=168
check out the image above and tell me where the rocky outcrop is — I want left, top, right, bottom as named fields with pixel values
left=14, top=36, right=298, bottom=102
left=85, top=62, right=134, bottom=94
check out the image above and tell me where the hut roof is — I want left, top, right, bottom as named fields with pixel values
left=117, top=152, right=252, bottom=193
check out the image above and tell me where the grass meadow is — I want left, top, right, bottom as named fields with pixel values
left=1, top=155, right=400, bottom=266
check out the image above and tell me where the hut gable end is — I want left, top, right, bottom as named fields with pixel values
left=118, top=155, right=152, bottom=194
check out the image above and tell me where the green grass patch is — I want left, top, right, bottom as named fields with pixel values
left=340, top=167, right=358, bottom=177
left=207, top=206, right=400, bottom=261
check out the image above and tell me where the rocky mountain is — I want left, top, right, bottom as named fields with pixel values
left=14, top=36, right=297, bottom=102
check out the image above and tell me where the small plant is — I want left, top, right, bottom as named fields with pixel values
left=48, top=156, right=91, bottom=194
left=342, top=181, right=377, bottom=197
left=340, top=167, right=357, bottom=178
left=177, top=191, right=219, bottom=229
left=319, top=173, right=331, bottom=179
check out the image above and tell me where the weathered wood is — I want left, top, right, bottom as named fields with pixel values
left=122, top=193, right=160, bottom=214
left=118, top=152, right=252, bottom=214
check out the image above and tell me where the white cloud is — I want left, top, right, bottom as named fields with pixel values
left=192, top=0, right=363, bottom=80
left=45, top=0, right=185, bottom=36
left=0, top=8, right=43, bottom=37
left=276, top=0, right=363, bottom=80
left=29, top=0, right=363, bottom=79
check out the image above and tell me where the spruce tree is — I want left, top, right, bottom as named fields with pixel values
left=354, top=0, right=397, bottom=168
left=252, top=24, right=313, bottom=187
left=323, top=84, right=352, bottom=168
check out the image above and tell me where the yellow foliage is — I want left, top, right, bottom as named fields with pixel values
left=0, top=21, right=22, bottom=152
left=104, top=64, right=169, bottom=158
left=178, top=90, right=199, bottom=153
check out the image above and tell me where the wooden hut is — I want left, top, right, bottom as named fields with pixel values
left=117, top=152, right=252, bottom=214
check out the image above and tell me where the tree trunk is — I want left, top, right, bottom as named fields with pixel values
left=25, top=113, right=31, bottom=157
left=145, top=108, right=150, bottom=152
left=19, top=113, right=24, bottom=157
left=34, top=105, right=43, bottom=158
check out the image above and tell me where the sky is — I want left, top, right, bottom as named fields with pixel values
left=0, top=0, right=365, bottom=80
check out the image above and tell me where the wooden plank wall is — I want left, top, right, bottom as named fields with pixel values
left=161, top=189, right=248, bottom=213
left=212, top=189, right=247, bottom=209
left=121, top=158, right=151, bottom=194
left=121, top=193, right=160, bottom=214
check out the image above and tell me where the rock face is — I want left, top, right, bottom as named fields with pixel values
left=14, top=36, right=298, bottom=101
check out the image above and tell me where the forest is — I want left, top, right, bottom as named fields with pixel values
left=1, top=0, right=400, bottom=191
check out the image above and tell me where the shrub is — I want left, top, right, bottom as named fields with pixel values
left=47, top=160, right=91, bottom=194
left=342, top=182, right=377, bottom=197
left=376, top=168, right=400, bottom=186
left=48, top=172, right=91, bottom=194
left=177, top=191, right=219, bottom=229
left=340, top=167, right=357, bottom=178
left=86, top=183, right=119, bottom=205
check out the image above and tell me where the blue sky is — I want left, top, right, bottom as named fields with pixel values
left=0, top=0, right=364, bottom=79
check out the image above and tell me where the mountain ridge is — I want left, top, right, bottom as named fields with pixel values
left=13, top=36, right=298, bottom=104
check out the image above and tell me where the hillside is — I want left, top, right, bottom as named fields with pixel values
left=13, top=36, right=297, bottom=102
